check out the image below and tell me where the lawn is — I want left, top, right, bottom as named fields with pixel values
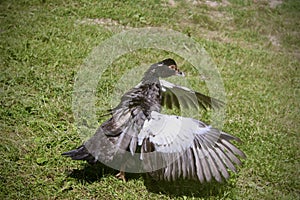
left=0, top=0, right=299, bottom=199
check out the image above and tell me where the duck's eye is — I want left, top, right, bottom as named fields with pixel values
left=169, top=65, right=177, bottom=70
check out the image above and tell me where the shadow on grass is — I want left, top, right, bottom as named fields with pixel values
left=66, top=163, right=229, bottom=198
left=143, top=176, right=228, bottom=198
left=67, top=163, right=117, bottom=183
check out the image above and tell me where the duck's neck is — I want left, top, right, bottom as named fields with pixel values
left=141, top=68, right=159, bottom=84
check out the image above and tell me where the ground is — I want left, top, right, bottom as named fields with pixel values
left=0, top=0, right=299, bottom=199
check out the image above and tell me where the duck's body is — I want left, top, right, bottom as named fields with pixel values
left=62, top=59, right=245, bottom=183
left=62, top=59, right=180, bottom=177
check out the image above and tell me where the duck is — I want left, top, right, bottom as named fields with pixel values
left=62, top=58, right=245, bottom=182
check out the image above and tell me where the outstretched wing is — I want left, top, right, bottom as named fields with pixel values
left=138, top=111, right=245, bottom=183
left=160, top=80, right=224, bottom=110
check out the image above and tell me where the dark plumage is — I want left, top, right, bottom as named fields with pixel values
left=62, top=58, right=245, bottom=182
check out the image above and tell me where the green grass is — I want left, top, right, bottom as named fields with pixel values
left=1, top=0, right=299, bottom=199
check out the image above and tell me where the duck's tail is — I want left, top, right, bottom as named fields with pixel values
left=62, top=145, right=97, bottom=164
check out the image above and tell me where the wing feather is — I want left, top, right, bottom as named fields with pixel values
left=199, top=146, right=212, bottom=182
left=139, top=111, right=245, bottom=182
left=222, top=139, right=246, bottom=158
left=209, top=147, right=229, bottom=179
left=180, top=152, right=187, bottom=179
left=207, top=148, right=222, bottom=182
left=160, top=80, right=224, bottom=110
left=188, top=148, right=196, bottom=179
left=192, top=143, right=205, bottom=183
left=215, top=146, right=237, bottom=172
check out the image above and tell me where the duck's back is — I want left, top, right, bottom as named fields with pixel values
left=100, top=82, right=162, bottom=153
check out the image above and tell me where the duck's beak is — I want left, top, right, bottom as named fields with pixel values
left=176, top=70, right=185, bottom=77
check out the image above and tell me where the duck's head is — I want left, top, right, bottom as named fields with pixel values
left=146, top=58, right=184, bottom=79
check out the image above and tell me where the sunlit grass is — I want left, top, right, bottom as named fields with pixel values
left=1, top=0, right=299, bottom=199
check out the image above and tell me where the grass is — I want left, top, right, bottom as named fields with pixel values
left=1, top=0, right=299, bottom=199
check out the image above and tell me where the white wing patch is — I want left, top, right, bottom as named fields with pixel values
left=138, top=111, right=212, bottom=153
